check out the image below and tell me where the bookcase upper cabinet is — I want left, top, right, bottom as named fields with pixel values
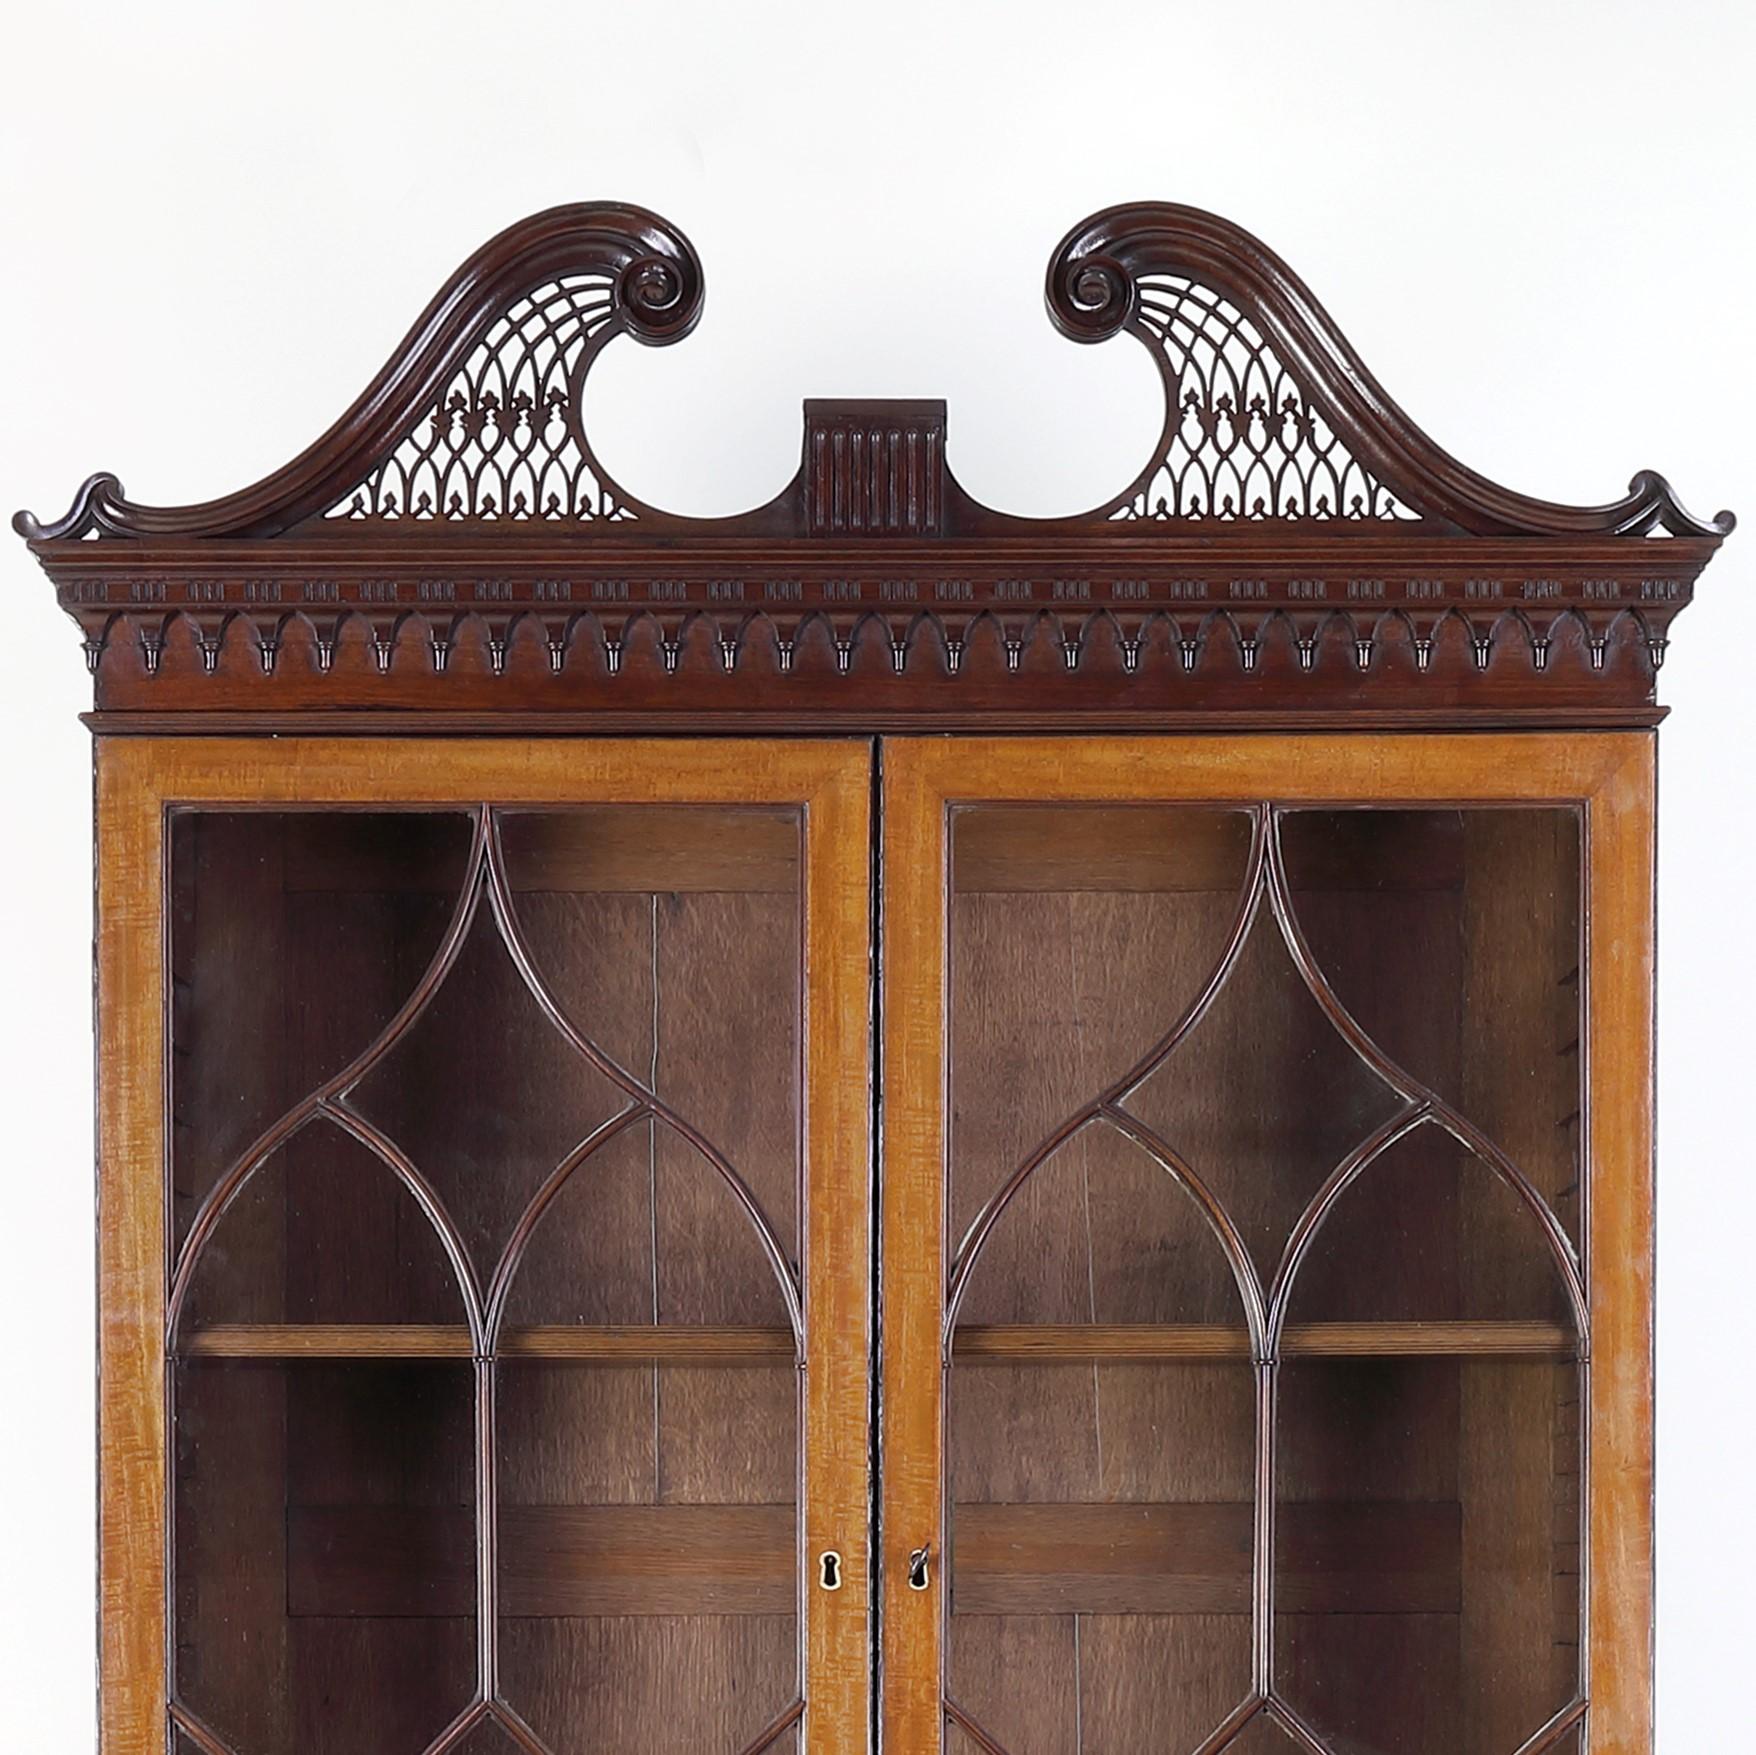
left=16, top=201, right=1732, bottom=1755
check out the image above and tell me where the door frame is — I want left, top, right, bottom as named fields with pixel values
left=95, top=735, right=874, bottom=1755
left=879, top=731, right=1655, bottom=1755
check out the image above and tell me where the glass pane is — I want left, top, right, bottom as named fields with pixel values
left=347, top=897, right=631, bottom=1284
left=169, top=804, right=804, bottom=1752
left=1121, top=904, right=1407, bottom=1287
left=948, top=803, right=1257, bottom=1251
left=953, top=1121, right=1245, bottom=1329
left=1277, top=807, right=1583, bottom=1249
left=178, top=1117, right=471, bottom=1332
left=169, top=810, right=473, bottom=1251
left=1224, top=1717, right=1307, bottom=1751
left=1285, top=1124, right=1576, bottom=1329
left=945, top=794, right=1585, bottom=1754
left=947, top=807, right=1263, bottom=1751
left=947, top=1357, right=1255, bottom=1750
left=1271, top=810, right=1584, bottom=1754
left=1275, top=1360, right=1583, bottom=1752
left=454, top=1723, right=524, bottom=1754
left=172, top=1358, right=476, bottom=1755
left=491, top=808, right=802, bottom=1751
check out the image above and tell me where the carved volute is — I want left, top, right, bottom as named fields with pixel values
left=15, top=201, right=1731, bottom=728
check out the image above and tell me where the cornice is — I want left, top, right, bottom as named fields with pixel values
left=14, top=201, right=1731, bottom=725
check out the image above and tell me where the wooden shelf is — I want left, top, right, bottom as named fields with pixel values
left=952, top=1321, right=1577, bottom=1361
left=181, top=1320, right=1574, bottom=1363
left=181, top=1324, right=797, bottom=1362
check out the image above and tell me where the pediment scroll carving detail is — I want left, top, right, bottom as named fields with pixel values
left=13, top=200, right=1733, bottom=722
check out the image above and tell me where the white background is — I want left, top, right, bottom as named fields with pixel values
left=1, top=1, right=1751, bottom=1746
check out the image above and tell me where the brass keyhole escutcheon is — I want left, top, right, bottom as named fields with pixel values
left=908, top=1545, right=931, bottom=1591
left=820, top=1550, right=842, bottom=1592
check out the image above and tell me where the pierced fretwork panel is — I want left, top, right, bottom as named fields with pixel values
left=327, top=275, right=633, bottom=521
left=1116, top=276, right=1416, bottom=522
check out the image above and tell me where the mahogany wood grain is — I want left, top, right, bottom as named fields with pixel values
left=183, top=1324, right=799, bottom=1359
left=795, top=748, right=875, bottom=1754
left=95, top=744, right=170, bottom=1755
left=183, top=1317, right=1576, bottom=1363
left=18, top=209, right=1728, bottom=733
left=882, top=745, right=954, bottom=1753
left=952, top=1321, right=1577, bottom=1360
left=1584, top=735, right=1657, bottom=1753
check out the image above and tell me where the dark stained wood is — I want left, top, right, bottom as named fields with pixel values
left=952, top=802, right=1465, bottom=894
left=282, top=806, right=798, bottom=895
left=16, top=204, right=1729, bottom=725
left=501, top=1616, right=798, bottom=1755
left=1044, top=205, right=1729, bottom=538
left=290, top=1503, right=796, bottom=1617
left=52, top=581, right=1707, bottom=722
left=953, top=1500, right=1460, bottom=1615
left=20, top=202, right=1727, bottom=549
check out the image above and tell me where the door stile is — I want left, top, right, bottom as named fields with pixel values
left=1582, top=735, right=1657, bottom=1753
left=800, top=748, right=878, bottom=1754
left=878, top=744, right=952, bottom=1752
left=96, top=744, right=171, bottom=1755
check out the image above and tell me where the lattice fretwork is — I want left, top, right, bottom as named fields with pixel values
left=1116, top=276, right=1415, bottom=523
left=328, top=276, right=633, bottom=522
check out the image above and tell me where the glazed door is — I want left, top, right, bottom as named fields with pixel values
left=880, top=735, right=1655, bottom=1755
left=97, top=738, right=871, bottom=1755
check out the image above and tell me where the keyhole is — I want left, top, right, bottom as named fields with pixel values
left=820, top=1550, right=842, bottom=1592
left=908, top=1545, right=931, bottom=1591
